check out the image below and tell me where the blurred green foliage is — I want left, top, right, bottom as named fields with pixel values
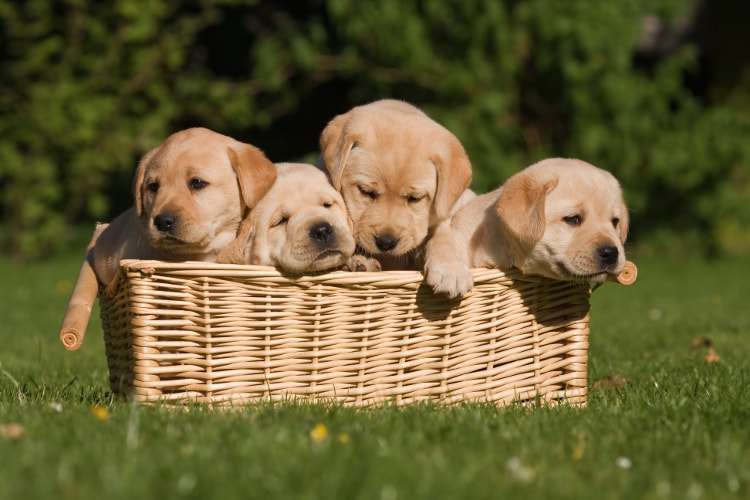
left=1, top=0, right=749, bottom=259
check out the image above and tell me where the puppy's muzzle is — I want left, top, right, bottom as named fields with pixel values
left=310, top=221, right=334, bottom=244
left=597, top=245, right=619, bottom=266
left=375, top=234, right=399, bottom=252
left=154, top=212, right=178, bottom=233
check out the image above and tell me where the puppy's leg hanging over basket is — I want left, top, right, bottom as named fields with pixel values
left=58, top=224, right=107, bottom=351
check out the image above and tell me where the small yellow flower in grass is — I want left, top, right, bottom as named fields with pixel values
left=338, top=432, right=350, bottom=444
left=572, top=439, right=585, bottom=460
left=310, top=423, right=328, bottom=442
left=90, top=405, right=110, bottom=420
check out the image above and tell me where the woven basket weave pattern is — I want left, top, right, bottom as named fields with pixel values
left=100, top=260, right=591, bottom=406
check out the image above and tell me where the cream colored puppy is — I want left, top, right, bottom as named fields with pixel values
left=91, top=127, right=277, bottom=288
left=60, top=127, right=276, bottom=349
left=424, top=158, right=629, bottom=298
left=319, top=99, right=473, bottom=270
left=218, top=163, right=358, bottom=273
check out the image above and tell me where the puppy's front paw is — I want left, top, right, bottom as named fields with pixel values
left=423, top=259, right=474, bottom=298
left=343, top=254, right=382, bottom=272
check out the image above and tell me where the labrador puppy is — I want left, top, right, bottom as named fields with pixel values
left=318, top=99, right=473, bottom=270
left=91, top=127, right=277, bottom=288
left=424, top=158, right=629, bottom=298
left=217, top=163, right=362, bottom=273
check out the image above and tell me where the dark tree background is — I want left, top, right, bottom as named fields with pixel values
left=1, top=0, right=749, bottom=259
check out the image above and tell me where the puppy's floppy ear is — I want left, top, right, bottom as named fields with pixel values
left=216, top=215, right=254, bottom=265
left=432, top=138, right=473, bottom=220
left=228, top=145, right=277, bottom=210
left=495, top=171, right=558, bottom=249
left=319, top=113, right=358, bottom=190
left=617, top=195, right=630, bottom=244
left=132, top=144, right=162, bottom=218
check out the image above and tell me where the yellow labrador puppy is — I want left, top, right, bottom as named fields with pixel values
left=424, top=158, right=629, bottom=298
left=91, top=127, right=277, bottom=288
left=60, top=127, right=276, bottom=349
left=218, top=163, right=360, bottom=273
left=318, top=99, right=473, bottom=270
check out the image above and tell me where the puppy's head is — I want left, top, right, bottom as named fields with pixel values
left=246, top=163, right=355, bottom=272
left=495, top=158, right=629, bottom=282
left=133, top=127, right=276, bottom=257
left=319, top=99, right=472, bottom=259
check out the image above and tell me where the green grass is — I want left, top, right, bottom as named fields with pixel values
left=1, top=244, right=748, bottom=500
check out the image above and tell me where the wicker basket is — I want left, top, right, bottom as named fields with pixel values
left=98, top=259, right=636, bottom=407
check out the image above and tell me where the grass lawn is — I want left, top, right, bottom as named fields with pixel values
left=1, top=240, right=748, bottom=500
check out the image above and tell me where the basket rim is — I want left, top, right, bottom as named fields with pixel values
left=116, top=259, right=636, bottom=288
left=116, top=259, right=534, bottom=287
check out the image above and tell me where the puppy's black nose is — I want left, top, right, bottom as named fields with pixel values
left=375, top=235, right=399, bottom=252
left=310, top=222, right=334, bottom=243
left=597, top=245, right=619, bottom=266
left=154, top=213, right=177, bottom=232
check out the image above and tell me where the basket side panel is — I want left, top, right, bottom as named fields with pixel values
left=99, top=280, right=135, bottom=397
left=102, top=264, right=591, bottom=407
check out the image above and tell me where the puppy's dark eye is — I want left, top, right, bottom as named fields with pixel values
left=322, top=201, right=333, bottom=209
left=189, top=178, right=208, bottom=190
left=563, top=215, right=582, bottom=226
left=147, top=182, right=159, bottom=193
left=612, top=217, right=620, bottom=228
left=271, top=216, right=288, bottom=227
left=358, top=186, right=377, bottom=200
left=406, top=194, right=424, bottom=204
